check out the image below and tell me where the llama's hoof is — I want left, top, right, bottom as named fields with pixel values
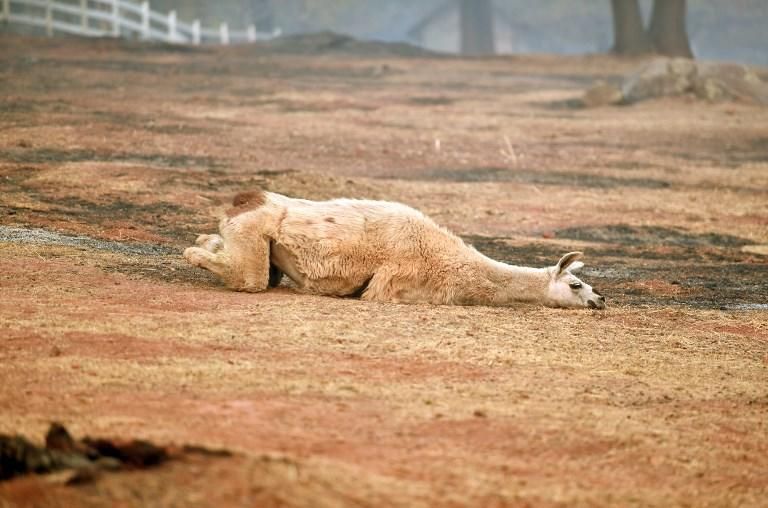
left=183, top=246, right=206, bottom=266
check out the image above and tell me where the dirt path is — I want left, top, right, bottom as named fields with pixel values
left=1, top=34, right=767, bottom=507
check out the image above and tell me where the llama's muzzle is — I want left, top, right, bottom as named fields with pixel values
left=588, top=294, right=606, bottom=310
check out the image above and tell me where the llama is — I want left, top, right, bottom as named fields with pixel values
left=184, top=190, right=606, bottom=309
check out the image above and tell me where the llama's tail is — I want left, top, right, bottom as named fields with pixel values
left=226, top=189, right=267, bottom=218
left=232, top=189, right=266, bottom=208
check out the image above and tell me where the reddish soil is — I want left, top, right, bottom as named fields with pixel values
left=1, top=34, right=767, bottom=507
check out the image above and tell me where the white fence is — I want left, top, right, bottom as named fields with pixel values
left=0, top=0, right=280, bottom=44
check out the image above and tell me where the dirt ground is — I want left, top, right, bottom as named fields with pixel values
left=1, top=34, right=767, bottom=507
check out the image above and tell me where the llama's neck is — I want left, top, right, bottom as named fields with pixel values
left=468, top=253, right=551, bottom=306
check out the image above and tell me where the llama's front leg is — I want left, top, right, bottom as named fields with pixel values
left=184, top=232, right=271, bottom=292
left=361, top=267, right=453, bottom=305
left=184, top=245, right=231, bottom=280
left=359, top=269, right=401, bottom=303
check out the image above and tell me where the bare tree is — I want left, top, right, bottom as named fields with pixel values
left=610, top=0, right=693, bottom=58
left=610, top=0, right=651, bottom=55
left=648, top=0, right=693, bottom=57
left=459, top=0, right=495, bottom=55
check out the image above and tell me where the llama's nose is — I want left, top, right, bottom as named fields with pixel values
left=588, top=297, right=606, bottom=310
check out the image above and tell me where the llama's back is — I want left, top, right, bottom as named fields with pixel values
left=263, top=193, right=470, bottom=295
left=270, top=193, right=463, bottom=257
left=222, top=190, right=479, bottom=301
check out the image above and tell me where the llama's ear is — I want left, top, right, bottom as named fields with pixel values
left=556, top=252, right=583, bottom=275
left=569, top=261, right=585, bottom=273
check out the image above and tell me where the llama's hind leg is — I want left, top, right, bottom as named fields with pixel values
left=217, top=224, right=272, bottom=292
left=359, top=269, right=400, bottom=303
left=268, top=264, right=283, bottom=288
left=360, top=267, right=439, bottom=304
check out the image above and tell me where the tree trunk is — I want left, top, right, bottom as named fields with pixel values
left=459, top=0, right=495, bottom=55
left=610, top=0, right=651, bottom=55
left=649, top=0, right=693, bottom=57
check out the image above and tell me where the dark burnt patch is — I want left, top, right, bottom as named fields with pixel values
left=87, top=110, right=212, bottom=135
left=666, top=141, right=768, bottom=168
left=407, top=96, right=455, bottom=106
left=3, top=193, right=205, bottom=244
left=745, top=137, right=768, bottom=152
left=0, top=165, right=40, bottom=187
left=463, top=235, right=564, bottom=266
left=245, top=97, right=378, bottom=113
left=106, top=258, right=222, bottom=287
left=0, top=423, right=230, bottom=484
left=0, top=226, right=221, bottom=286
left=112, top=39, right=210, bottom=55
left=606, top=160, right=679, bottom=172
left=555, top=225, right=751, bottom=249
left=463, top=234, right=768, bottom=309
left=0, top=167, right=213, bottom=243
left=55, top=197, right=203, bottom=242
left=599, top=262, right=768, bottom=309
left=387, top=166, right=671, bottom=190
left=0, top=98, right=74, bottom=114
left=541, top=98, right=587, bottom=110
left=181, top=169, right=296, bottom=193
left=35, top=57, right=171, bottom=75
left=0, top=226, right=175, bottom=256
left=0, top=147, right=221, bottom=169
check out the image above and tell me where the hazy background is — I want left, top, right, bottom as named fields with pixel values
left=3, top=0, right=767, bottom=64
left=138, top=0, right=768, bottom=64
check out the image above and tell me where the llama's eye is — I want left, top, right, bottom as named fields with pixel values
left=569, top=282, right=582, bottom=290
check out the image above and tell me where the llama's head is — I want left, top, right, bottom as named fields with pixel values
left=546, top=252, right=605, bottom=310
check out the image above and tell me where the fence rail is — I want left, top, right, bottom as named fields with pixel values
left=0, top=0, right=280, bottom=44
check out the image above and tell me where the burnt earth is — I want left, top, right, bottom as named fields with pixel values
left=0, top=423, right=176, bottom=483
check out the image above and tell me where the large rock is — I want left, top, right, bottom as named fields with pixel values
left=621, top=58, right=698, bottom=104
left=693, top=62, right=768, bottom=104
left=613, top=58, right=768, bottom=106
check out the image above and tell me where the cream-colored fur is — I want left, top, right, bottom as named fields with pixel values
left=184, top=190, right=606, bottom=309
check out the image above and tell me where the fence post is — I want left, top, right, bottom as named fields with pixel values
left=247, top=24, right=256, bottom=42
left=45, top=0, right=53, bottom=36
left=167, top=10, right=176, bottom=42
left=80, top=0, right=87, bottom=30
left=140, top=1, right=149, bottom=39
left=220, top=22, right=228, bottom=45
left=192, top=19, right=200, bottom=45
left=111, top=0, right=119, bottom=37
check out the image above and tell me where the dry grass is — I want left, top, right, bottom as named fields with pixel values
left=0, top=34, right=767, bottom=506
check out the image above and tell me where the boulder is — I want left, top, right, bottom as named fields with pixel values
left=617, top=57, right=768, bottom=105
left=621, top=58, right=697, bottom=104
left=693, top=62, right=768, bottom=104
